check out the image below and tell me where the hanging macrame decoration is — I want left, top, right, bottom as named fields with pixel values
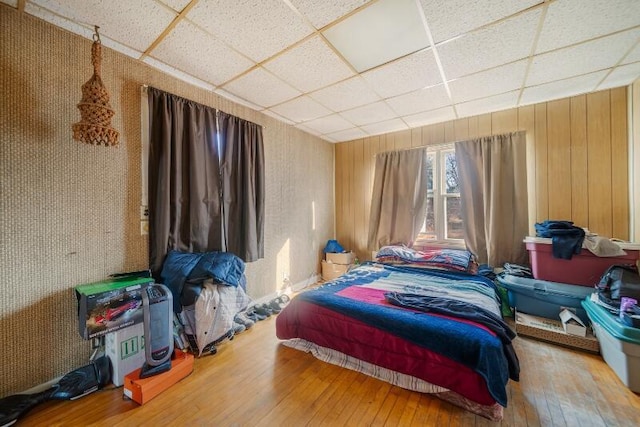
left=72, top=26, right=119, bottom=146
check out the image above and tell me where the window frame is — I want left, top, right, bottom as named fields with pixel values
left=419, top=144, right=465, bottom=247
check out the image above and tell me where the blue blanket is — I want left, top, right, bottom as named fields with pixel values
left=297, top=263, right=513, bottom=406
left=160, top=250, right=245, bottom=312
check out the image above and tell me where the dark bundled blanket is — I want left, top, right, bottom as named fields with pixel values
left=296, top=264, right=515, bottom=406
left=535, top=220, right=585, bottom=259
left=160, top=250, right=245, bottom=312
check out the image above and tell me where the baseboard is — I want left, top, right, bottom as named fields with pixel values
left=248, top=274, right=320, bottom=307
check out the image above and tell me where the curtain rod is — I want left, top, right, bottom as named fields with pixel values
left=141, top=84, right=265, bottom=129
left=372, top=130, right=525, bottom=157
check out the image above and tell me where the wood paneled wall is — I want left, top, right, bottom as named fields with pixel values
left=336, top=88, right=630, bottom=262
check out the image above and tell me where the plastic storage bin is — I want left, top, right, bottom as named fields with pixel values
left=524, top=237, right=640, bottom=287
left=582, top=296, right=640, bottom=392
left=497, top=274, right=593, bottom=323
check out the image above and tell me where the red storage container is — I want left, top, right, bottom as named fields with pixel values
left=525, top=237, right=640, bottom=287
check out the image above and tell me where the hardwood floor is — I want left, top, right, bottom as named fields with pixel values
left=17, top=314, right=640, bottom=426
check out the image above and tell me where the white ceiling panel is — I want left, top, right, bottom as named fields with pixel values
left=520, top=71, right=607, bottom=106
left=597, top=62, right=640, bottom=91
left=268, top=96, right=333, bottom=123
left=527, top=28, right=640, bottom=87
left=438, top=8, right=541, bottom=79
left=288, top=0, right=371, bottom=29
left=536, top=0, right=640, bottom=54
left=157, top=0, right=191, bottom=13
left=403, top=106, right=456, bottom=128
left=30, top=0, right=175, bottom=53
left=339, top=101, right=397, bottom=126
left=300, top=114, right=354, bottom=134
left=623, top=44, right=640, bottom=65
left=456, top=91, right=519, bottom=118
left=261, top=109, right=296, bottom=125
left=222, top=68, right=301, bottom=108
left=9, top=0, right=640, bottom=143
left=151, top=20, right=254, bottom=86
left=386, top=85, right=451, bottom=116
left=143, top=56, right=215, bottom=91
left=309, top=76, right=381, bottom=112
left=213, top=88, right=263, bottom=111
left=361, top=118, right=408, bottom=136
left=263, top=35, right=354, bottom=93
left=325, top=127, right=369, bottom=142
left=361, top=49, right=442, bottom=99
left=449, top=60, right=528, bottom=103
left=187, top=0, right=313, bottom=63
left=322, top=0, right=429, bottom=72
left=420, top=0, right=541, bottom=43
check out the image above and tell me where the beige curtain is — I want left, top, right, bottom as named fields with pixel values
left=455, top=131, right=528, bottom=267
left=368, top=149, right=428, bottom=250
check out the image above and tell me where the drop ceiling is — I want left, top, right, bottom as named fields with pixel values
left=4, top=0, right=640, bottom=143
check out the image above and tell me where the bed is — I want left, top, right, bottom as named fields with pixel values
left=275, top=246, right=519, bottom=421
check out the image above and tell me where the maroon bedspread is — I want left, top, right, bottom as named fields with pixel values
left=276, top=298, right=496, bottom=406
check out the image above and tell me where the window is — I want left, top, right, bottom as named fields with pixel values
left=420, top=145, right=464, bottom=243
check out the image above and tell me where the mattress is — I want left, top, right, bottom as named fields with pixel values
left=276, top=263, right=518, bottom=421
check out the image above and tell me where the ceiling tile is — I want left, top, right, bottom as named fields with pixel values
left=30, top=0, right=176, bottom=52
left=157, top=0, right=191, bottom=12
left=520, top=71, right=607, bottom=106
left=386, top=85, right=451, bottom=116
left=261, top=109, right=296, bottom=125
left=222, top=68, right=301, bottom=108
left=143, top=57, right=215, bottom=91
left=300, top=114, right=354, bottom=134
left=213, top=88, right=263, bottom=111
left=438, top=8, right=541, bottom=79
left=360, top=118, right=408, bottom=136
left=527, top=28, right=640, bottom=86
left=361, top=49, right=442, bottom=98
left=420, top=0, right=541, bottom=43
left=339, top=101, right=397, bottom=126
left=536, top=0, right=640, bottom=54
left=322, top=0, right=429, bottom=72
left=325, top=127, right=369, bottom=142
left=623, top=43, right=640, bottom=65
left=455, top=91, right=519, bottom=118
left=309, top=76, right=381, bottom=112
left=288, top=0, right=371, bottom=29
left=268, top=96, right=332, bottom=123
left=597, top=62, right=640, bottom=91
left=263, top=35, right=354, bottom=93
left=187, top=0, right=313, bottom=63
left=295, top=123, right=324, bottom=137
left=403, top=106, right=456, bottom=128
left=151, top=20, right=254, bottom=86
left=449, top=60, right=527, bottom=103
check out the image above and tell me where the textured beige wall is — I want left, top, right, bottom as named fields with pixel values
left=0, top=7, right=334, bottom=396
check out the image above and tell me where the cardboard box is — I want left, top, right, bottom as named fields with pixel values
left=105, top=323, right=146, bottom=386
left=515, top=311, right=599, bottom=353
left=123, top=350, right=194, bottom=404
left=326, top=252, right=355, bottom=265
left=321, top=260, right=350, bottom=281
left=559, top=308, right=587, bottom=337
left=76, top=277, right=153, bottom=339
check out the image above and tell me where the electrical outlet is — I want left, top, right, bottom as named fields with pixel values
left=283, top=272, right=289, bottom=282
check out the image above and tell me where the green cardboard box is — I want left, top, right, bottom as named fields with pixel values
left=76, top=277, right=153, bottom=339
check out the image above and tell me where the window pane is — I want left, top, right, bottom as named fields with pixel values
left=443, top=151, right=459, bottom=194
left=421, top=196, right=436, bottom=239
left=426, top=154, right=434, bottom=191
left=445, top=196, right=464, bottom=239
